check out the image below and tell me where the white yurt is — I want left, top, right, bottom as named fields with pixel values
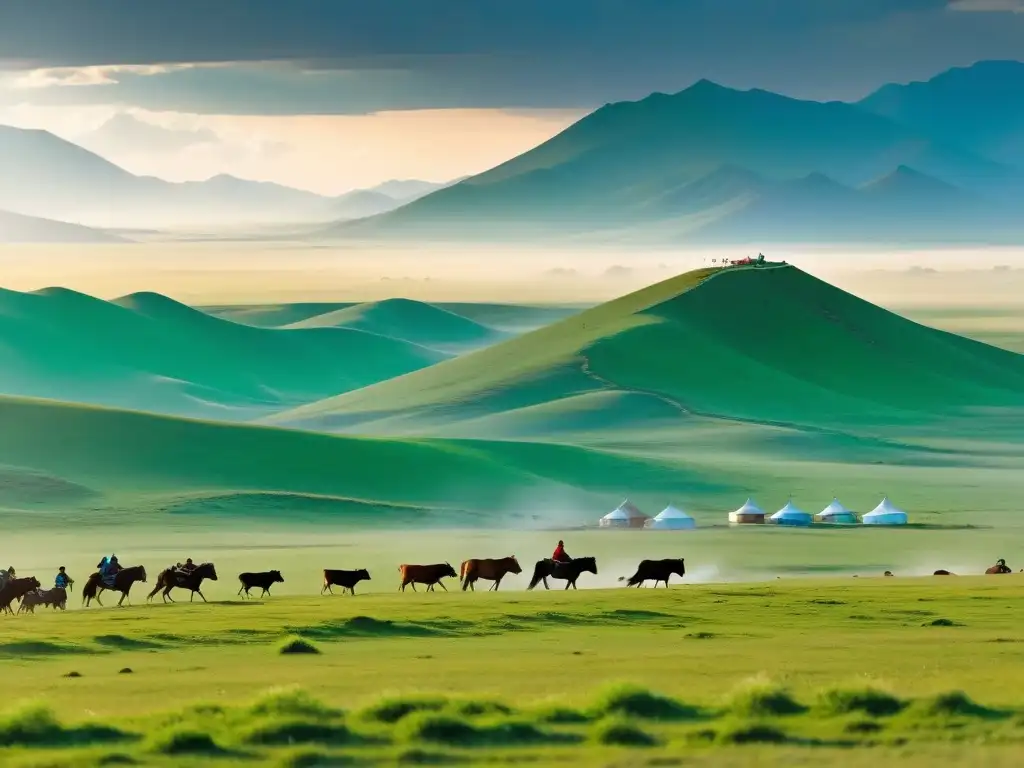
left=728, top=498, right=765, bottom=525
left=600, top=500, right=648, bottom=529
left=817, top=498, right=858, bottom=525
left=770, top=501, right=813, bottom=527
left=645, top=504, right=697, bottom=530
left=599, top=507, right=630, bottom=529
left=862, top=497, right=908, bottom=526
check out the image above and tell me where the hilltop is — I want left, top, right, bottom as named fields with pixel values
left=271, top=264, right=1024, bottom=437
left=327, top=74, right=1023, bottom=243
left=0, top=287, right=445, bottom=419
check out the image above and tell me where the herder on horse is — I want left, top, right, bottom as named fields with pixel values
left=552, top=540, right=571, bottom=563
left=97, top=555, right=121, bottom=587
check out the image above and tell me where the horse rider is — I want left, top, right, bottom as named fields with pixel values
left=97, top=554, right=121, bottom=586
left=552, top=540, right=571, bottom=563
left=54, top=566, right=74, bottom=591
left=176, top=558, right=198, bottom=577
left=0, top=566, right=14, bottom=591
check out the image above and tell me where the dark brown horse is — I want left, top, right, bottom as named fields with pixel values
left=460, top=556, right=522, bottom=592
left=0, top=577, right=41, bottom=614
left=985, top=559, right=1012, bottom=574
left=528, top=557, right=598, bottom=590
left=147, top=562, right=218, bottom=603
left=83, top=565, right=147, bottom=607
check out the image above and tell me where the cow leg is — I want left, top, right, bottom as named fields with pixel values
left=237, top=585, right=245, bottom=597
left=437, top=581, right=448, bottom=592
left=321, top=583, right=331, bottom=595
left=196, top=590, right=207, bottom=603
left=411, top=583, right=418, bottom=592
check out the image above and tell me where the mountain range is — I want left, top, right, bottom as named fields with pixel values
left=0, top=123, right=451, bottom=233
left=329, top=61, right=1024, bottom=244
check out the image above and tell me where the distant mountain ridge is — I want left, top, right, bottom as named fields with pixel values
left=0, top=123, right=450, bottom=230
left=326, top=64, right=1024, bottom=244
left=0, top=208, right=127, bottom=244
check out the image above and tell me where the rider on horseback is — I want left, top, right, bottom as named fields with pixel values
left=0, top=566, right=14, bottom=591
left=97, top=555, right=121, bottom=587
left=552, top=540, right=571, bottom=563
left=176, top=558, right=198, bottom=577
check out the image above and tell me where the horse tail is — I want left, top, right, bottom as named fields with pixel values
left=460, top=560, right=474, bottom=591
left=617, top=576, right=626, bottom=582
left=82, top=576, right=98, bottom=603
left=527, top=562, right=546, bottom=590
left=459, top=560, right=469, bottom=581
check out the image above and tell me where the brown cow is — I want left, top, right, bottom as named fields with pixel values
left=933, top=570, right=955, bottom=576
left=460, top=556, right=522, bottom=592
left=986, top=559, right=1012, bottom=574
left=399, top=563, right=458, bottom=592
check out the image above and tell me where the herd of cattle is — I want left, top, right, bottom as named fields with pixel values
left=0, top=556, right=688, bottom=614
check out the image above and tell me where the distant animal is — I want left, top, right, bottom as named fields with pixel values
left=321, top=568, right=371, bottom=595
left=398, top=563, right=458, bottom=592
left=528, top=557, right=598, bottom=590
left=619, top=558, right=686, bottom=588
left=41, top=586, right=68, bottom=610
left=460, top=556, right=522, bottom=592
left=237, top=570, right=284, bottom=599
left=17, top=589, right=46, bottom=614
left=884, top=571, right=894, bottom=577
left=933, top=570, right=955, bottom=576
left=82, top=565, right=147, bottom=607
left=985, top=559, right=1012, bottom=575
left=1, top=577, right=42, bottom=614
left=147, top=562, right=218, bottom=603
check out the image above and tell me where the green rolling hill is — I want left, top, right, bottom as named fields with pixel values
left=282, top=298, right=504, bottom=352
left=270, top=264, right=1024, bottom=439
left=0, top=287, right=446, bottom=420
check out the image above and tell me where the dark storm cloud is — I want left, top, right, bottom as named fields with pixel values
left=1, top=0, right=1022, bottom=113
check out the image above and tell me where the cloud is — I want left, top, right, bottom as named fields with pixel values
left=81, top=112, right=220, bottom=153
left=11, top=64, right=198, bottom=89
left=949, top=0, right=1024, bottom=11
left=0, top=0, right=1020, bottom=113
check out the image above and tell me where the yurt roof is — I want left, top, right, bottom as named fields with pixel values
left=655, top=505, right=693, bottom=520
left=771, top=501, right=810, bottom=519
left=865, top=496, right=906, bottom=517
left=733, top=497, right=764, bottom=516
left=819, top=498, right=852, bottom=516
left=616, top=500, right=645, bottom=518
left=602, top=507, right=631, bottom=521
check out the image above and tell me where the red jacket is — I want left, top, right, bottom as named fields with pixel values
left=552, top=544, right=570, bottom=562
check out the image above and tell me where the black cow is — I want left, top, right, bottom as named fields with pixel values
left=0, top=577, right=41, bottom=614
left=321, top=568, right=371, bottom=595
left=237, top=570, right=284, bottom=598
left=619, top=558, right=686, bottom=588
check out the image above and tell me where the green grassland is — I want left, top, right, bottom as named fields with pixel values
left=0, top=287, right=448, bottom=421
left=3, top=577, right=1024, bottom=766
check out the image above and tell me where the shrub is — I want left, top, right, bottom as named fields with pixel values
left=590, top=684, right=699, bottom=721
left=717, top=722, right=789, bottom=745
left=817, top=687, right=905, bottom=717
left=360, top=695, right=447, bottom=724
left=278, top=636, right=321, bottom=655
left=728, top=681, right=806, bottom=717
left=590, top=717, right=657, bottom=747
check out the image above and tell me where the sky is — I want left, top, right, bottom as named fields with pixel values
left=1, top=0, right=1023, bottom=194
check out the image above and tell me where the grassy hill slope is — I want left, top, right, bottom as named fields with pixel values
left=271, top=265, right=1024, bottom=437
left=284, top=298, right=504, bottom=351
left=0, top=288, right=445, bottom=420
left=0, top=394, right=727, bottom=524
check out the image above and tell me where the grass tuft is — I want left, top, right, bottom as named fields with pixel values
left=727, top=680, right=807, bottom=717
left=717, top=721, right=790, bottom=745
left=590, top=684, right=699, bottom=721
left=531, top=703, right=590, bottom=724
left=243, top=719, right=358, bottom=746
left=360, top=695, right=448, bottom=724
left=445, top=699, right=513, bottom=717
left=0, top=702, right=126, bottom=748
left=925, top=618, right=961, bottom=627
left=911, top=691, right=1001, bottom=719
left=817, top=687, right=905, bottom=717
left=590, top=717, right=657, bottom=747
left=147, top=727, right=227, bottom=755
left=277, top=636, right=322, bottom=655
left=844, top=719, right=883, bottom=734
left=249, top=688, right=340, bottom=720
left=396, top=712, right=563, bottom=747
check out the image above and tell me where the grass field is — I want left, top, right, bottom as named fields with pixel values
left=2, top=573, right=1024, bottom=766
